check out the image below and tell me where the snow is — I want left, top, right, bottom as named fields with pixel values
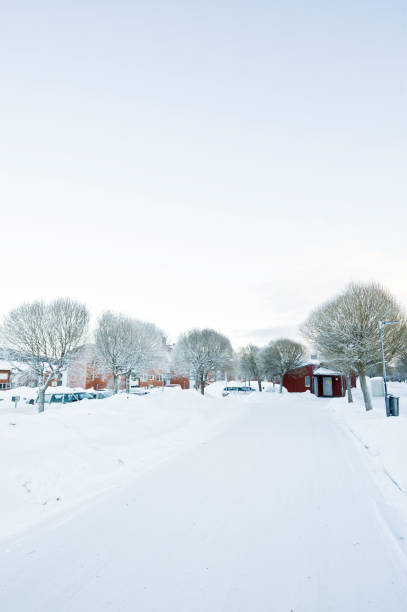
left=312, top=366, right=343, bottom=376
left=328, top=380, right=407, bottom=553
left=1, top=382, right=407, bottom=610
left=0, top=360, right=31, bottom=371
left=0, top=386, right=248, bottom=540
left=304, top=358, right=321, bottom=365
left=0, top=360, right=13, bottom=370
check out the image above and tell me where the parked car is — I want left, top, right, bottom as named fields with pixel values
left=38, top=392, right=80, bottom=404
left=75, top=392, right=95, bottom=400
left=125, top=388, right=150, bottom=396
left=86, top=390, right=113, bottom=399
left=222, top=386, right=256, bottom=397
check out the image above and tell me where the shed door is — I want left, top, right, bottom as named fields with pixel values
left=322, top=377, right=333, bottom=396
left=313, top=377, right=319, bottom=396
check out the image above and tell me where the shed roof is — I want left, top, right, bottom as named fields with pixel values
left=313, top=367, right=343, bottom=376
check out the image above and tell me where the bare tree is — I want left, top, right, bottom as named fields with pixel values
left=300, top=303, right=355, bottom=403
left=95, top=312, right=133, bottom=394
left=173, top=329, right=233, bottom=395
left=239, top=345, right=264, bottom=391
left=2, top=298, right=89, bottom=412
left=95, top=313, right=167, bottom=394
left=122, top=320, right=167, bottom=393
left=393, top=349, right=407, bottom=381
left=262, top=338, right=306, bottom=393
left=301, top=282, right=407, bottom=411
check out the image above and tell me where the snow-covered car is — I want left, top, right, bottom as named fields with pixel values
left=222, top=386, right=256, bottom=397
left=75, top=392, right=95, bottom=400
left=38, top=392, right=81, bottom=404
left=85, top=390, right=113, bottom=399
left=128, top=389, right=150, bottom=396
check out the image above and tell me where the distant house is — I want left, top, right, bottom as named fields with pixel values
left=283, top=361, right=357, bottom=398
left=0, top=361, right=11, bottom=390
left=66, top=344, right=190, bottom=391
left=66, top=345, right=115, bottom=390
left=0, top=360, right=37, bottom=390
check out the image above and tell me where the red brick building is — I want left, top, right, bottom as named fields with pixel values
left=66, top=344, right=190, bottom=391
left=0, top=361, right=11, bottom=390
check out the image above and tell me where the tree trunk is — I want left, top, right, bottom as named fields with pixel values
left=37, top=387, right=45, bottom=413
left=345, top=373, right=353, bottom=403
left=200, top=374, right=205, bottom=395
left=113, top=373, right=119, bottom=394
left=359, top=369, right=372, bottom=411
left=279, top=374, right=284, bottom=394
left=257, top=377, right=262, bottom=392
left=125, top=372, right=130, bottom=394
left=272, top=378, right=276, bottom=391
left=37, top=373, right=54, bottom=413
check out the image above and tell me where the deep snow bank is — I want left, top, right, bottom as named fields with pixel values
left=328, top=380, right=407, bottom=552
left=329, top=382, right=407, bottom=493
left=0, top=387, right=248, bottom=541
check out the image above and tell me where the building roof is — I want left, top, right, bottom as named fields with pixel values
left=0, top=360, right=31, bottom=372
left=313, top=367, right=343, bottom=376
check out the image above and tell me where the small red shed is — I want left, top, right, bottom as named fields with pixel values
left=312, top=367, right=356, bottom=398
left=282, top=362, right=357, bottom=397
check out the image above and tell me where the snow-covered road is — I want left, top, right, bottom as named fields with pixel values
left=1, top=395, right=407, bottom=611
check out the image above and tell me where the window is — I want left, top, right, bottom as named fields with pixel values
left=157, top=374, right=163, bottom=381
left=149, top=375, right=154, bottom=380
left=0, top=372, right=8, bottom=381
left=305, top=376, right=310, bottom=388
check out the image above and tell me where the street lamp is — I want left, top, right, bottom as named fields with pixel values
left=378, top=320, right=400, bottom=414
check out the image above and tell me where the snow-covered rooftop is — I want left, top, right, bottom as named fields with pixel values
left=0, top=360, right=14, bottom=371
left=0, top=360, right=30, bottom=371
left=313, top=367, right=343, bottom=376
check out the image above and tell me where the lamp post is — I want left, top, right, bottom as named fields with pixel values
left=379, top=320, right=400, bottom=415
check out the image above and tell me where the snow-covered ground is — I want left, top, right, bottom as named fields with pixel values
left=2, top=382, right=407, bottom=610
left=330, top=381, right=407, bottom=493
left=327, top=380, right=407, bottom=556
left=0, top=386, right=249, bottom=541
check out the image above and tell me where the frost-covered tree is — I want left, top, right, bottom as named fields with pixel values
left=301, top=282, right=407, bottom=411
left=393, top=349, right=407, bottom=381
left=122, top=320, right=167, bottom=393
left=239, top=345, right=264, bottom=391
left=95, top=312, right=133, bottom=394
left=95, top=313, right=167, bottom=394
left=262, top=338, right=306, bottom=393
left=2, top=298, right=89, bottom=412
left=173, top=328, right=233, bottom=395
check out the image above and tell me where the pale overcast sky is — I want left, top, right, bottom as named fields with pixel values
left=1, top=1, right=406, bottom=347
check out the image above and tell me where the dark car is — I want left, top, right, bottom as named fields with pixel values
left=222, top=386, right=256, bottom=396
left=75, top=392, right=95, bottom=400
left=86, top=390, right=114, bottom=399
left=39, top=392, right=80, bottom=404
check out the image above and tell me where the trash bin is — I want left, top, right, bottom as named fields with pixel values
left=386, top=395, right=392, bottom=417
left=390, top=395, right=400, bottom=417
